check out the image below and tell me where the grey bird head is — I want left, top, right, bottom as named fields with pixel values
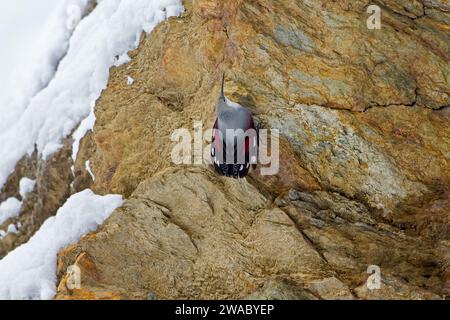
left=215, top=73, right=253, bottom=131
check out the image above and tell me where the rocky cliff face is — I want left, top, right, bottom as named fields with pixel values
left=0, top=143, right=73, bottom=257
left=2, top=0, right=449, bottom=299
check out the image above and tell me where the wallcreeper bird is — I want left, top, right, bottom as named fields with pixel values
left=211, top=73, right=258, bottom=178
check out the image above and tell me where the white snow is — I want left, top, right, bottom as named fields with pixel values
left=71, top=103, right=97, bottom=172
left=19, top=177, right=36, bottom=199
left=0, top=0, right=91, bottom=135
left=85, top=160, right=96, bottom=181
left=114, top=53, right=131, bottom=67
left=0, top=177, right=35, bottom=225
left=0, top=223, right=20, bottom=240
left=0, top=189, right=123, bottom=300
left=0, top=0, right=184, bottom=190
left=7, top=224, right=18, bottom=234
left=0, top=198, right=22, bottom=226
left=127, top=76, right=135, bottom=85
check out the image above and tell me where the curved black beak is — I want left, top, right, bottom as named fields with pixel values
left=221, top=72, right=225, bottom=101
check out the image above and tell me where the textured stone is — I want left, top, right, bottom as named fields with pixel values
left=303, top=277, right=354, bottom=300
left=243, top=280, right=318, bottom=300
left=55, top=0, right=449, bottom=300
left=56, top=168, right=335, bottom=299
left=1, top=0, right=448, bottom=300
left=0, top=139, right=73, bottom=257
left=56, top=168, right=447, bottom=300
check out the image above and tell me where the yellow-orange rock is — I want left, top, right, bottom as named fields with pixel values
left=8, top=0, right=445, bottom=299
left=56, top=0, right=450, bottom=300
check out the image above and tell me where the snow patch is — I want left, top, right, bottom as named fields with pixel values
left=114, top=53, right=131, bottom=67
left=85, top=160, right=95, bottom=181
left=0, top=189, right=123, bottom=300
left=0, top=0, right=184, bottom=189
left=0, top=177, right=36, bottom=225
left=7, top=224, right=18, bottom=234
left=19, top=177, right=36, bottom=199
left=0, top=198, right=22, bottom=226
left=71, top=103, right=96, bottom=172
left=127, top=76, right=135, bottom=85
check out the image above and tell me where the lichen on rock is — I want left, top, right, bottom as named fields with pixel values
left=54, top=0, right=449, bottom=300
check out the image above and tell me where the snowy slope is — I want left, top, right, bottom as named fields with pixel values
left=0, top=190, right=123, bottom=300
left=0, top=0, right=91, bottom=135
left=0, top=0, right=56, bottom=97
left=0, top=0, right=184, bottom=300
left=0, top=0, right=184, bottom=189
